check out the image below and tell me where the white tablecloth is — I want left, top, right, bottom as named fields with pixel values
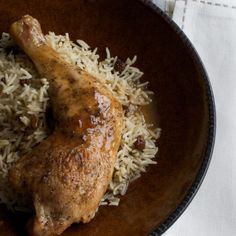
left=151, top=0, right=236, bottom=235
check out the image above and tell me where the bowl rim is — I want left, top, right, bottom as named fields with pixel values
left=138, top=1, right=216, bottom=235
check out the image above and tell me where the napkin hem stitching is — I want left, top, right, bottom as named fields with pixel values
left=192, top=0, right=236, bottom=9
left=181, top=0, right=188, bottom=29
left=181, top=0, right=236, bottom=29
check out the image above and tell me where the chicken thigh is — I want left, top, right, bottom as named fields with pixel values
left=8, top=15, right=123, bottom=236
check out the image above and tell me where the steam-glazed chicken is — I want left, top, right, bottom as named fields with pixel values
left=8, top=15, right=123, bottom=236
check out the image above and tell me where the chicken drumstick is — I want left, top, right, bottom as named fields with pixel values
left=8, top=15, right=123, bottom=236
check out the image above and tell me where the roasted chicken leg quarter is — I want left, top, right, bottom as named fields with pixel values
left=8, top=15, right=123, bottom=236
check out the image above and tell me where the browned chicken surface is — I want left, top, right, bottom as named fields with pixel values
left=8, top=15, right=123, bottom=236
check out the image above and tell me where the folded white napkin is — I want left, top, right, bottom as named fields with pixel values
left=152, top=0, right=176, bottom=15
left=163, top=1, right=236, bottom=235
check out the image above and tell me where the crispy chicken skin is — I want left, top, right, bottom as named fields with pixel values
left=8, top=15, right=123, bottom=236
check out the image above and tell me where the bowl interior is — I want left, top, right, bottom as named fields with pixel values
left=0, top=0, right=213, bottom=235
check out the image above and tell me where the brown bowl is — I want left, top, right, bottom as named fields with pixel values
left=0, top=0, right=215, bottom=235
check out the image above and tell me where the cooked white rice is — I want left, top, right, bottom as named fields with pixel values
left=0, top=32, right=160, bottom=211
